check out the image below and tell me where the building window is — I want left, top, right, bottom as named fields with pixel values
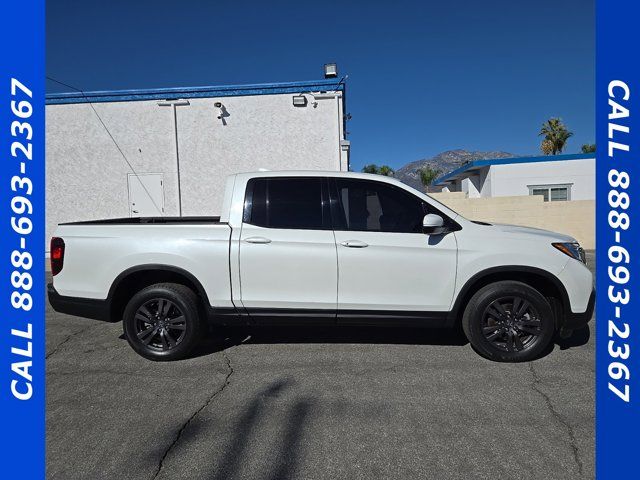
left=528, top=184, right=572, bottom=202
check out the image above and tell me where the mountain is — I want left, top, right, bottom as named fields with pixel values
left=394, top=149, right=517, bottom=191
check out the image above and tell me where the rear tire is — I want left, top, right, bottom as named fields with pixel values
left=461, top=281, right=555, bottom=362
left=123, top=283, right=203, bottom=361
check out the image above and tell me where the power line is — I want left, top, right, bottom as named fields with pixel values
left=46, top=76, right=165, bottom=216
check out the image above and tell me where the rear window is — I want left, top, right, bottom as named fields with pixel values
left=243, top=177, right=328, bottom=230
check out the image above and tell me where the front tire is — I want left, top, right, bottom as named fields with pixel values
left=461, top=281, right=555, bottom=362
left=123, top=283, right=203, bottom=361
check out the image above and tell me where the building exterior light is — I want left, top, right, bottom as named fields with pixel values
left=292, top=95, right=307, bottom=107
left=324, top=63, right=338, bottom=78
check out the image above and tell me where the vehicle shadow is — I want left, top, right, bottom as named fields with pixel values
left=526, top=324, right=592, bottom=361
left=120, top=321, right=592, bottom=361
left=187, top=325, right=471, bottom=359
left=190, top=322, right=592, bottom=360
left=555, top=324, right=591, bottom=350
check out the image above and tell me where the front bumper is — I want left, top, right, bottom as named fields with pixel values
left=48, top=283, right=111, bottom=321
left=563, top=288, right=595, bottom=330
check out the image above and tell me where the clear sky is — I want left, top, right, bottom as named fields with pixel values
left=47, top=0, right=594, bottom=171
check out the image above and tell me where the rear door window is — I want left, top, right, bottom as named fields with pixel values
left=243, top=177, right=329, bottom=230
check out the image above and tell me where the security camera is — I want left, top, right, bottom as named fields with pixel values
left=214, top=102, right=224, bottom=119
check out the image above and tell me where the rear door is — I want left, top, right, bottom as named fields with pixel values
left=238, top=177, right=337, bottom=320
left=331, top=178, right=458, bottom=319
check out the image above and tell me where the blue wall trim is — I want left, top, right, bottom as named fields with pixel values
left=46, top=79, right=345, bottom=105
left=433, top=153, right=595, bottom=186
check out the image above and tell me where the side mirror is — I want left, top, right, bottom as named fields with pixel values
left=423, top=214, right=446, bottom=235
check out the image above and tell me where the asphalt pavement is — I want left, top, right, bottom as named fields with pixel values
left=46, top=252, right=595, bottom=480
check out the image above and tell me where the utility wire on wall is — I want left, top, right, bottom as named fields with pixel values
left=46, top=76, right=165, bottom=216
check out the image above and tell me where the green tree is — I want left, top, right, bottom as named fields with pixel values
left=541, top=138, right=554, bottom=155
left=581, top=143, right=596, bottom=153
left=361, top=164, right=394, bottom=176
left=539, top=118, right=573, bottom=155
left=378, top=165, right=395, bottom=177
left=361, top=164, right=380, bottom=174
left=418, top=166, right=441, bottom=188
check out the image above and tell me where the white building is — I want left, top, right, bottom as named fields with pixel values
left=434, top=154, right=595, bottom=201
left=45, top=78, right=350, bottom=251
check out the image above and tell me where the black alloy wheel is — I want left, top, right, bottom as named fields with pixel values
left=134, top=298, right=187, bottom=351
left=123, top=283, right=203, bottom=361
left=480, top=296, right=542, bottom=353
left=462, top=280, right=556, bottom=362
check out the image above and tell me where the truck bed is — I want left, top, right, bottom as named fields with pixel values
left=60, top=216, right=223, bottom=225
left=52, top=219, right=232, bottom=305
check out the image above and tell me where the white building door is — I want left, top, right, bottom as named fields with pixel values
left=127, top=173, right=165, bottom=217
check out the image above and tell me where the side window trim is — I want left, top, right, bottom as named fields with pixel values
left=328, top=177, right=347, bottom=230
left=242, top=178, right=255, bottom=223
left=244, top=176, right=462, bottom=232
left=320, top=177, right=332, bottom=230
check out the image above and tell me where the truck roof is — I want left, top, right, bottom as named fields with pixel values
left=232, top=169, right=412, bottom=188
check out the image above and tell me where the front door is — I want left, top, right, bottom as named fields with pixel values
left=331, top=178, right=458, bottom=317
left=127, top=173, right=164, bottom=217
left=238, top=176, right=337, bottom=319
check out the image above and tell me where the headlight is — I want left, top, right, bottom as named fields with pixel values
left=552, top=242, right=586, bottom=264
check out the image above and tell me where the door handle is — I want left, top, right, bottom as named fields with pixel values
left=340, top=240, right=369, bottom=248
left=132, top=210, right=139, bottom=214
left=244, top=236, right=272, bottom=244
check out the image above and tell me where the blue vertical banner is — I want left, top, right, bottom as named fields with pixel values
left=0, top=0, right=46, bottom=478
left=596, top=0, right=640, bottom=477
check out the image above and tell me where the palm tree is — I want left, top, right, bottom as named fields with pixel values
left=541, top=138, right=554, bottom=155
left=539, top=118, right=573, bottom=155
left=378, top=165, right=395, bottom=177
left=419, top=166, right=441, bottom=189
left=362, top=164, right=380, bottom=174
left=361, top=164, right=395, bottom=176
left=581, top=143, right=596, bottom=153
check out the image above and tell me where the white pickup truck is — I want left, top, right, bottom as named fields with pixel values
left=48, top=171, right=594, bottom=362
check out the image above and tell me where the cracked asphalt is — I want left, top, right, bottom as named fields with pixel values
left=47, top=252, right=594, bottom=480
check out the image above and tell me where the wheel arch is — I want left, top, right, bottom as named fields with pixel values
left=448, top=266, right=570, bottom=329
left=107, top=264, right=210, bottom=322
